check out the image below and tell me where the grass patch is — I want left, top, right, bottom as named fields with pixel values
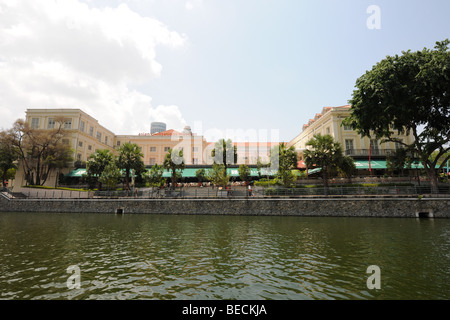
left=23, top=185, right=91, bottom=192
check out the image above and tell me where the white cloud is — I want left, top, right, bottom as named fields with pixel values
left=185, top=0, right=204, bottom=11
left=148, top=105, right=187, bottom=132
left=0, top=0, right=187, bottom=134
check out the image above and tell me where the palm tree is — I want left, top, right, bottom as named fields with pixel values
left=163, top=148, right=185, bottom=189
left=211, top=139, right=237, bottom=175
left=303, top=134, right=345, bottom=192
left=116, top=142, right=145, bottom=191
left=270, top=143, right=297, bottom=187
left=86, top=149, right=115, bottom=190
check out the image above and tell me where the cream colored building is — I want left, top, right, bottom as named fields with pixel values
left=203, top=142, right=278, bottom=165
left=116, top=127, right=208, bottom=166
left=288, top=105, right=415, bottom=165
left=25, top=109, right=117, bottom=164
left=14, top=109, right=210, bottom=189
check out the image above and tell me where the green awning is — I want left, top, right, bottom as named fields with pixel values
left=307, top=168, right=322, bottom=175
left=162, top=167, right=276, bottom=178
left=354, top=160, right=387, bottom=170
left=65, top=168, right=86, bottom=177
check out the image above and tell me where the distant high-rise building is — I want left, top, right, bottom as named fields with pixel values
left=150, top=122, right=166, bottom=134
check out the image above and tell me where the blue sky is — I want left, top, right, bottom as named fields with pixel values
left=1, top=0, right=450, bottom=142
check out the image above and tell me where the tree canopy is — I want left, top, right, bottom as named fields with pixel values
left=0, top=117, right=72, bottom=186
left=117, top=142, right=145, bottom=191
left=270, top=143, right=297, bottom=187
left=163, top=148, right=185, bottom=188
left=344, top=39, right=450, bottom=192
left=211, top=139, right=237, bottom=174
left=303, top=134, right=355, bottom=189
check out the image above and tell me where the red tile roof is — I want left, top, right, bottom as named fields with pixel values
left=152, top=129, right=185, bottom=136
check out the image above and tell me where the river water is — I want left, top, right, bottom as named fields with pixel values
left=0, top=212, right=449, bottom=300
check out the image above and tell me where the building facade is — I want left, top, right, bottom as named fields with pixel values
left=11, top=108, right=285, bottom=189
left=288, top=105, right=415, bottom=172
left=116, top=128, right=208, bottom=166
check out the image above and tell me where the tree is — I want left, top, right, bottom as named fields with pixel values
left=143, top=164, right=166, bottom=189
left=270, top=143, right=297, bottom=188
left=195, top=168, right=207, bottom=185
left=0, top=139, right=18, bottom=187
left=85, top=149, right=115, bottom=190
left=211, top=139, right=237, bottom=174
left=238, top=164, right=251, bottom=183
left=207, top=163, right=230, bottom=188
left=0, top=117, right=71, bottom=186
left=256, top=156, right=271, bottom=179
left=338, top=156, right=357, bottom=181
left=303, top=134, right=345, bottom=191
left=163, top=148, right=185, bottom=189
left=98, top=162, right=122, bottom=190
left=344, top=40, right=450, bottom=193
left=386, top=148, right=413, bottom=176
left=117, top=142, right=145, bottom=191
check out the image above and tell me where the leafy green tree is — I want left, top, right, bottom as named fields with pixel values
left=86, top=149, right=115, bottom=190
left=163, top=148, right=185, bottom=189
left=143, top=164, right=166, bottom=188
left=256, top=156, right=270, bottom=179
left=1, top=117, right=71, bottom=186
left=195, top=168, right=207, bottom=185
left=117, top=142, right=145, bottom=191
left=0, top=140, right=18, bottom=187
left=386, top=148, right=413, bottom=176
left=238, top=164, right=250, bottom=183
left=338, top=156, right=357, bottom=181
left=270, top=143, right=297, bottom=188
left=99, top=162, right=122, bottom=190
left=303, top=134, right=344, bottom=191
left=211, top=139, right=237, bottom=174
left=207, top=163, right=230, bottom=188
left=344, top=40, right=450, bottom=193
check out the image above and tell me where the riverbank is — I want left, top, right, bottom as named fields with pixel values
left=1, top=194, right=449, bottom=218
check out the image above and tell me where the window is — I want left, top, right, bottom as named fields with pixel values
left=150, top=147, right=157, bottom=152
left=89, top=126, right=94, bottom=137
left=80, top=120, right=85, bottom=132
left=193, top=158, right=199, bottom=165
left=78, top=141, right=83, bottom=147
left=343, top=125, right=352, bottom=131
left=345, top=139, right=354, bottom=151
left=105, top=136, right=108, bottom=145
left=370, top=140, right=379, bottom=155
left=326, top=127, right=330, bottom=134
left=31, top=118, right=40, bottom=129
left=96, top=132, right=102, bottom=141
left=47, top=118, right=55, bottom=129
left=64, top=119, right=72, bottom=129
left=62, top=139, right=70, bottom=145
left=149, top=158, right=156, bottom=165
left=77, top=154, right=82, bottom=161
left=117, top=141, right=121, bottom=147
left=164, top=147, right=170, bottom=152
left=88, top=145, right=92, bottom=151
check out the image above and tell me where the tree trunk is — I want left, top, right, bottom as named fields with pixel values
left=125, top=168, right=130, bottom=191
left=426, top=167, right=439, bottom=194
left=323, top=167, right=329, bottom=196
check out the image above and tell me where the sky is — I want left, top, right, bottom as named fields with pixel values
left=1, top=0, right=450, bottom=143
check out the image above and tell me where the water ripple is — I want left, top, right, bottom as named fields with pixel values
left=0, top=213, right=449, bottom=300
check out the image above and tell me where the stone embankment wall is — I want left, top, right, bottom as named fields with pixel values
left=1, top=194, right=449, bottom=218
